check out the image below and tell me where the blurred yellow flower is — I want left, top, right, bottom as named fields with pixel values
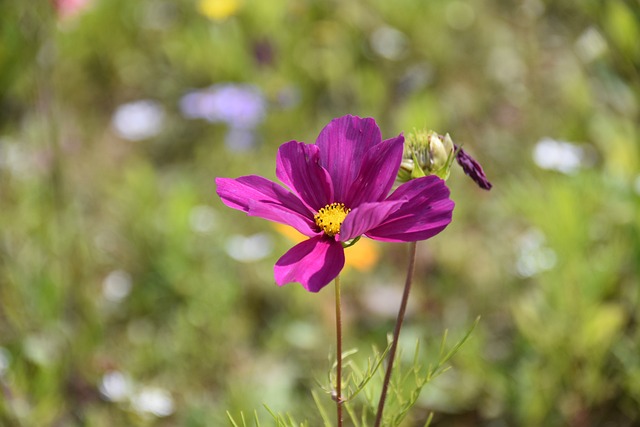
left=198, top=0, right=241, bottom=20
left=273, top=224, right=379, bottom=273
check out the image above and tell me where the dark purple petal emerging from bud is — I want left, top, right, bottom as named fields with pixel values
left=455, top=145, right=492, bottom=190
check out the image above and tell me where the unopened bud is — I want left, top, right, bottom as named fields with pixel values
left=428, top=132, right=454, bottom=172
left=455, top=145, right=492, bottom=190
left=397, top=129, right=455, bottom=183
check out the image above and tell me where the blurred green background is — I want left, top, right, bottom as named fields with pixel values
left=1, top=0, right=639, bottom=425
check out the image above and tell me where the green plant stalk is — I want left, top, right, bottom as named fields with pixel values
left=374, top=241, right=418, bottom=427
left=335, top=275, right=344, bottom=427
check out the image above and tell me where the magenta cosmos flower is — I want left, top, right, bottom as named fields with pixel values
left=216, top=115, right=454, bottom=292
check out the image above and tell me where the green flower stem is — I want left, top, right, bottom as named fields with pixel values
left=334, top=274, right=344, bottom=427
left=374, top=241, right=418, bottom=427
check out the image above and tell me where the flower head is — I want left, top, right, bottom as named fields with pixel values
left=216, top=115, right=454, bottom=292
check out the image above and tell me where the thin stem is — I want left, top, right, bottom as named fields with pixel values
left=334, top=275, right=343, bottom=427
left=374, top=241, right=418, bottom=427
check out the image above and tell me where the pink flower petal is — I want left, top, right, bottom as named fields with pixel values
left=338, top=199, right=406, bottom=242
left=274, top=236, right=345, bottom=292
left=366, top=176, right=454, bottom=242
left=276, top=141, right=333, bottom=211
left=315, top=115, right=382, bottom=203
left=345, top=134, right=404, bottom=207
left=248, top=200, right=319, bottom=237
left=216, top=176, right=315, bottom=234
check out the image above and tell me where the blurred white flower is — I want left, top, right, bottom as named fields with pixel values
left=225, top=233, right=273, bottom=262
left=533, top=138, right=585, bottom=174
left=362, top=285, right=412, bottom=318
left=576, top=27, right=607, bottom=63
left=131, top=387, right=174, bottom=417
left=487, top=47, right=525, bottom=88
left=112, top=100, right=165, bottom=141
left=515, top=229, right=557, bottom=278
left=189, top=205, right=217, bottom=233
left=99, top=371, right=133, bottom=402
left=284, top=321, right=320, bottom=349
left=23, top=334, right=60, bottom=366
left=0, top=140, right=22, bottom=171
left=0, top=138, right=32, bottom=178
left=103, top=270, right=133, bottom=302
left=370, top=26, right=408, bottom=61
left=100, top=372, right=174, bottom=418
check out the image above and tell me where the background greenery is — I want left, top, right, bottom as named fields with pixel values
left=1, top=0, right=639, bottom=425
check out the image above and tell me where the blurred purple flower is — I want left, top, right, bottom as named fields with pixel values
left=216, top=115, right=454, bottom=292
left=180, top=83, right=266, bottom=129
left=180, top=83, right=266, bottom=151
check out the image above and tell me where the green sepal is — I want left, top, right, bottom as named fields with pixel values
left=410, top=151, right=427, bottom=179
left=434, top=147, right=456, bottom=180
left=341, top=235, right=361, bottom=248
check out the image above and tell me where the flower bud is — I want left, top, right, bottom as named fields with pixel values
left=429, top=132, right=454, bottom=172
left=397, top=129, right=455, bottom=183
left=455, top=146, right=493, bottom=190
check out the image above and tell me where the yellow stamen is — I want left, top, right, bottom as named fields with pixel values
left=314, top=202, right=351, bottom=237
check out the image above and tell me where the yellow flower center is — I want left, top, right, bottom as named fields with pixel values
left=314, top=203, right=351, bottom=237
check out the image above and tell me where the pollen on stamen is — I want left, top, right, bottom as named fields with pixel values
left=313, top=202, right=351, bottom=237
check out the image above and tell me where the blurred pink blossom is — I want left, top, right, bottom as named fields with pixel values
left=52, top=0, right=92, bottom=20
